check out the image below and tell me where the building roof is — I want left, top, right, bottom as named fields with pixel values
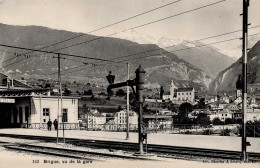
left=0, top=88, right=47, bottom=96
left=33, top=95, right=81, bottom=99
left=143, top=115, right=173, bottom=119
left=176, top=88, right=194, bottom=92
left=0, top=73, right=32, bottom=89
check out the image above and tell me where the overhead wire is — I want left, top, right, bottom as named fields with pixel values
left=0, top=43, right=117, bottom=69
left=55, top=32, right=260, bottom=76
left=3, top=0, right=182, bottom=63
left=2, top=0, right=226, bottom=68
left=46, top=0, right=226, bottom=53
left=93, top=25, right=260, bottom=63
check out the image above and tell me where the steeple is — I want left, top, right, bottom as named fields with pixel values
left=170, top=80, right=176, bottom=97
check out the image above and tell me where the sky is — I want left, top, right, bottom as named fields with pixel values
left=0, top=0, right=260, bottom=59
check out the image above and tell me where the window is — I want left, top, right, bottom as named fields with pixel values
left=43, top=108, right=50, bottom=116
left=62, top=109, right=68, bottom=122
left=43, top=108, right=50, bottom=122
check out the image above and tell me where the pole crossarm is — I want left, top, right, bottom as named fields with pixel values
left=107, top=79, right=136, bottom=94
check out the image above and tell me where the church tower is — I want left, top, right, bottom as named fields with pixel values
left=170, top=80, right=177, bottom=99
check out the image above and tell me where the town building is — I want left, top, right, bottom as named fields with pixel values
left=209, top=110, right=233, bottom=122
left=114, top=110, right=138, bottom=129
left=0, top=73, right=80, bottom=129
left=82, top=109, right=106, bottom=130
left=162, top=81, right=195, bottom=103
left=143, top=115, right=173, bottom=131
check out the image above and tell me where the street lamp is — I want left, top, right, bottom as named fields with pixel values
left=106, top=71, right=115, bottom=85
left=106, top=70, right=130, bottom=140
left=106, top=65, right=147, bottom=155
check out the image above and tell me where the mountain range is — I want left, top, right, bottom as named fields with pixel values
left=114, top=29, right=235, bottom=79
left=209, top=40, right=260, bottom=92
left=0, top=23, right=211, bottom=91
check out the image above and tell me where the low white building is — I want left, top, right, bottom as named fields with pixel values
left=247, top=111, right=260, bottom=121
left=84, top=111, right=106, bottom=130
left=0, top=73, right=80, bottom=129
left=143, top=115, right=173, bottom=130
left=4, top=94, right=80, bottom=129
left=209, top=110, right=233, bottom=122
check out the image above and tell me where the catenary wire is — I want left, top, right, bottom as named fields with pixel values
left=3, top=0, right=182, bottom=63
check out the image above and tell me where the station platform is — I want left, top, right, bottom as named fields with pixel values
left=0, top=128, right=259, bottom=153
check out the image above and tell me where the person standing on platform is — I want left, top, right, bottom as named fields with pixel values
left=53, top=119, right=58, bottom=130
left=47, top=119, right=52, bottom=131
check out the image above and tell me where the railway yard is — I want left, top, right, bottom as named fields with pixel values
left=0, top=128, right=260, bottom=168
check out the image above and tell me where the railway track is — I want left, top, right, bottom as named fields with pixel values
left=1, top=142, right=155, bottom=161
left=0, top=133, right=259, bottom=162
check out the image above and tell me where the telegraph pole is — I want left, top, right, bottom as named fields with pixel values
left=155, top=97, right=158, bottom=133
left=57, top=53, right=65, bottom=143
left=241, top=0, right=249, bottom=162
left=57, top=91, right=59, bottom=144
left=126, top=62, right=130, bottom=140
left=39, top=93, right=42, bottom=129
left=57, top=53, right=61, bottom=144
left=58, top=53, right=65, bottom=143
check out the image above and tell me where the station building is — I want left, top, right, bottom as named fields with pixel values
left=0, top=73, right=79, bottom=129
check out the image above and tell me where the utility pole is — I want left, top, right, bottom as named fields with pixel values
left=126, top=62, right=130, bottom=140
left=57, top=53, right=65, bottom=143
left=57, top=92, right=59, bottom=144
left=155, top=97, right=158, bottom=133
left=57, top=53, right=61, bottom=144
left=241, top=0, right=249, bottom=162
left=39, top=93, right=42, bottom=129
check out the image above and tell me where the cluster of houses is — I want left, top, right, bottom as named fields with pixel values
left=204, top=92, right=260, bottom=122
left=79, top=109, right=138, bottom=131
left=79, top=108, right=174, bottom=131
left=146, top=81, right=260, bottom=126
left=1, top=72, right=259, bottom=130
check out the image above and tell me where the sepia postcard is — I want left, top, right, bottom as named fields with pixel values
left=0, top=0, right=259, bottom=168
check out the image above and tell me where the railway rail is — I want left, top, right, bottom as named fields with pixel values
left=2, top=142, right=153, bottom=161
left=0, top=133, right=259, bottom=162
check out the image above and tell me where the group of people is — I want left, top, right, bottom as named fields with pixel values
left=47, top=119, right=58, bottom=131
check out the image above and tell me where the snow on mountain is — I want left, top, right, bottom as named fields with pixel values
left=114, top=29, right=158, bottom=45
left=113, top=30, right=235, bottom=79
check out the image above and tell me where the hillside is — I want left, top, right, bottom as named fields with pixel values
left=165, top=42, right=235, bottom=79
left=209, top=40, right=260, bottom=92
left=0, top=23, right=210, bottom=90
left=114, top=30, right=235, bottom=79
